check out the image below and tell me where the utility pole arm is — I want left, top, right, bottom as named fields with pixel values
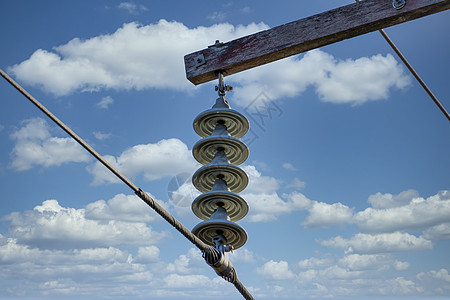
left=184, top=0, right=449, bottom=85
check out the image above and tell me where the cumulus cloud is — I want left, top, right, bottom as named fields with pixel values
left=133, top=246, right=160, bottom=264
left=85, top=193, right=161, bottom=222
left=5, top=199, right=166, bottom=249
left=240, top=165, right=352, bottom=225
left=298, top=254, right=409, bottom=283
left=320, top=232, right=433, bottom=254
left=282, top=162, right=297, bottom=171
left=117, top=2, right=148, bottom=14
left=354, top=190, right=450, bottom=233
left=303, top=201, right=353, bottom=228
left=228, top=248, right=256, bottom=264
left=87, top=138, right=198, bottom=185
left=338, top=254, right=409, bottom=271
left=417, top=268, right=450, bottom=283
left=379, top=277, right=423, bottom=295
left=243, top=191, right=311, bottom=222
left=257, top=260, right=295, bottom=280
left=298, top=257, right=334, bottom=269
left=96, top=95, right=114, bottom=109
left=92, top=131, right=112, bottom=140
left=0, top=235, right=230, bottom=298
left=9, top=118, right=91, bottom=171
left=0, top=237, right=148, bottom=279
left=8, top=20, right=268, bottom=96
left=286, top=178, right=306, bottom=189
left=423, top=222, right=450, bottom=241
left=8, top=20, right=410, bottom=106
left=207, top=11, right=227, bottom=22
left=230, top=50, right=411, bottom=106
left=239, top=165, right=312, bottom=222
left=367, top=189, right=419, bottom=209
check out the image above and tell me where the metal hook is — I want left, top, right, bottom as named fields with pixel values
left=215, top=72, right=233, bottom=97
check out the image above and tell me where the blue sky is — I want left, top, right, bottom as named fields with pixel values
left=0, top=1, right=449, bottom=299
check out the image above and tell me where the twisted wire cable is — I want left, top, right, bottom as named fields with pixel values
left=0, top=68, right=256, bottom=300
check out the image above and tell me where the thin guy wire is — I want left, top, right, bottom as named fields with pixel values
left=0, top=68, right=255, bottom=300
left=378, top=29, right=450, bottom=122
left=355, top=0, right=450, bottom=122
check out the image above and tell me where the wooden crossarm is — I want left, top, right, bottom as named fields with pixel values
left=184, top=0, right=449, bottom=85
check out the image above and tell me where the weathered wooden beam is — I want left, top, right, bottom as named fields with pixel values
left=184, top=0, right=449, bottom=85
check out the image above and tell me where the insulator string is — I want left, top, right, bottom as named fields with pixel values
left=0, top=68, right=255, bottom=300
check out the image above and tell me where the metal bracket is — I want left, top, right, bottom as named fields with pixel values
left=194, top=54, right=206, bottom=67
left=212, top=234, right=233, bottom=253
left=215, top=72, right=233, bottom=97
left=392, top=0, right=406, bottom=9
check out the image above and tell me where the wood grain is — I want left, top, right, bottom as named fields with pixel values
left=184, top=0, right=449, bottom=85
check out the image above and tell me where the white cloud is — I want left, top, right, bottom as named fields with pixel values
left=8, top=21, right=409, bottom=107
left=241, top=6, right=251, bottom=13
left=240, top=165, right=349, bottom=225
left=238, top=165, right=313, bottom=222
left=93, top=131, right=112, bottom=140
left=133, top=246, right=160, bottom=264
left=298, top=257, right=334, bottom=269
left=368, top=189, right=419, bottom=209
left=417, top=268, right=450, bottom=283
left=87, top=138, right=198, bottom=185
left=5, top=199, right=166, bottom=249
left=157, top=248, right=210, bottom=277
left=286, top=178, right=306, bottom=189
left=168, top=174, right=200, bottom=211
left=230, top=50, right=411, bottom=107
left=8, top=20, right=268, bottom=96
left=423, top=222, right=450, bottom=241
left=303, top=201, right=353, bottom=228
left=354, top=190, right=450, bottom=233
left=243, top=191, right=311, bottom=222
left=282, top=162, right=297, bottom=171
left=163, top=274, right=210, bottom=289
left=228, top=248, right=256, bottom=264
left=96, top=95, right=114, bottom=109
left=117, top=2, right=148, bottom=14
left=338, top=254, right=409, bottom=271
left=0, top=237, right=155, bottom=296
left=378, top=277, right=423, bottom=295
left=320, top=232, right=433, bottom=254
left=0, top=228, right=233, bottom=298
left=257, top=260, right=295, bottom=280
left=242, top=165, right=280, bottom=194
left=9, top=118, right=91, bottom=171
left=85, top=193, right=161, bottom=223
left=207, top=11, right=227, bottom=22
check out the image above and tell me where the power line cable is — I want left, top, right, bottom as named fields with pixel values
left=0, top=68, right=255, bottom=300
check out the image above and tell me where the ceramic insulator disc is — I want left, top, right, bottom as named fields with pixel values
left=193, top=108, right=249, bottom=139
left=192, top=136, right=249, bottom=165
left=192, top=219, right=248, bottom=250
left=192, top=190, right=249, bottom=221
left=192, top=164, right=248, bottom=193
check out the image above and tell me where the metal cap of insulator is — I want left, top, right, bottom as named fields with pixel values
left=192, top=150, right=248, bottom=193
left=192, top=123, right=249, bottom=166
left=192, top=178, right=249, bottom=222
left=192, top=206, right=248, bottom=250
left=193, top=96, right=249, bottom=139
